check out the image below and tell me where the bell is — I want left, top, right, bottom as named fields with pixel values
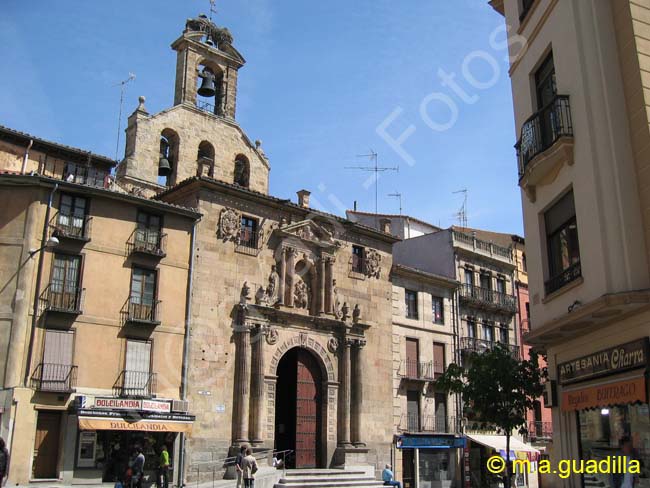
left=197, top=71, right=217, bottom=98
left=204, top=34, right=215, bottom=47
left=158, top=155, right=172, bottom=177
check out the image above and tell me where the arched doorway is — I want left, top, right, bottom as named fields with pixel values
left=274, top=347, right=323, bottom=468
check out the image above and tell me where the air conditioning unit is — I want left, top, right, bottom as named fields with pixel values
left=172, top=400, right=189, bottom=413
left=543, top=380, right=557, bottom=408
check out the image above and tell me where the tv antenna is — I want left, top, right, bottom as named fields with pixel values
left=453, top=189, right=468, bottom=229
left=388, top=191, right=403, bottom=215
left=209, top=0, right=218, bottom=20
left=113, top=73, right=136, bottom=162
left=345, top=150, right=399, bottom=226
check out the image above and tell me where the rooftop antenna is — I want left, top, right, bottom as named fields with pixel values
left=388, top=191, right=403, bottom=215
left=113, top=73, right=136, bottom=162
left=345, top=150, right=399, bottom=227
left=452, top=189, right=468, bottom=229
left=209, top=0, right=217, bottom=21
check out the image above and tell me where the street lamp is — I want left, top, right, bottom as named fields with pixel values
left=29, top=236, right=59, bottom=257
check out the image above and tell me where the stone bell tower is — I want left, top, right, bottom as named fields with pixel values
left=172, top=14, right=245, bottom=118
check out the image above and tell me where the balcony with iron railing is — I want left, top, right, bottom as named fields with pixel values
left=527, top=421, right=553, bottom=442
left=39, top=283, right=84, bottom=315
left=113, top=370, right=157, bottom=398
left=398, top=359, right=435, bottom=381
left=127, top=229, right=167, bottom=258
left=460, top=337, right=519, bottom=358
left=43, top=161, right=109, bottom=188
left=451, top=230, right=513, bottom=263
left=515, top=95, right=573, bottom=200
left=121, top=297, right=161, bottom=326
left=235, top=230, right=262, bottom=257
left=545, top=261, right=582, bottom=296
left=50, top=212, right=92, bottom=242
left=459, top=284, right=517, bottom=313
left=399, top=414, right=459, bottom=434
left=31, top=363, right=78, bottom=393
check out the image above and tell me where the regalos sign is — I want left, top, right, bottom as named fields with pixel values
left=558, top=338, right=649, bottom=385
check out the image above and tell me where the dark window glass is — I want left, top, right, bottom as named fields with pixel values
left=467, top=319, right=476, bottom=339
left=136, top=212, right=162, bottom=248
left=464, top=269, right=474, bottom=286
left=522, top=253, right=527, bottom=272
left=545, top=191, right=581, bottom=287
left=520, top=0, right=536, bottom=21
left=499, top=325, right=509, bottom=344
left=51, top=254, right=81, bottom=299
left=483, top=323, right=494, bottom=343
left=496, top=277, right=506, bottom=294
left=352, top=245, right=365, bottom=273
left=240, top=216, right=258, bottom=248
left=480, top=273, right=492, bottom=290
left=432, top=296, right=444, bottom=324
left=405, top=290, right=418, bottom=319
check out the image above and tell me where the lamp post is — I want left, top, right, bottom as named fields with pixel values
left=29, top=235, right=59, bottom=257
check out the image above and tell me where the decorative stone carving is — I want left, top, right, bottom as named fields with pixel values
left=254, top=265, right=281, bottom=307
left=240, top=281, right=251, bottom=306
left=328, top=337, right=340, bottom=353
left=364, top=249, right=382, bottom=278
left=218, top=208, right=241, bottom=242
left=266, top=327, right=278, bottom=345
left=352, top=304, right=361, bottom=324
left=332, top=279, right=343, bottom=320
left=341, top=302, right=350, bottom=322
left=294, top=278, right=310, bottom=309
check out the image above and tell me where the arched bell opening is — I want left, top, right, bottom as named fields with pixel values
left=233, top=154, right=250, bottom=188
left=196, top=62, right=224, bottom=115
left=197, top=141, right=215, bottom=177
left=158, top=128, right=179, bottom=187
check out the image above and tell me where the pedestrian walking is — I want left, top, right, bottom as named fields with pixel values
left=241, top=448, right=258, bottom=488
left=235, top=445, right=246, bottom=488
left=132, top=447, right=145, bottom=488
left=158, top=445, right=170, bottom=488
left=0, top=437, right=9, bottom=488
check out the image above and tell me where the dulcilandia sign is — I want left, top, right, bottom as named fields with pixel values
left=558, top=338, right=648, bottom=385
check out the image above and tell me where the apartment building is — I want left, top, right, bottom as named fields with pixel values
left=492, top=1, right=650, bottom=486
left=0, top=126, right=200, bottom=485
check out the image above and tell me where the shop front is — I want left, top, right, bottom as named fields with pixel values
left=71, top=396, right=194, bottom=485
left=558, top=338, right=649, bottom=488
left=396, top=434, right=466, bottom=488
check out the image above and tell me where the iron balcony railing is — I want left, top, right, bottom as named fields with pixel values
left=451, top=230, right=513, bottom=262
left=31, top=363, right=78, bottom=393
left=516, top=94, right=573, bottom=177
left=39, top=283, right=84, bottom=315
left=399, top=359, right=435, bottom=381
left=545, top=261, right=582, bottom=295
left=459, top=284, right=517, bottom=313
left=122, top=297, right=161, bottom=325
left=127, top=229, right=167, bottom=258
left=235, top=229, right=262, bottom=256
left=400, top=414, right=459, bottom=434
left=113, top=370, right=157, bottom=398
left=460, top=337, right=519, bottom=358
left=528, top=421, right=553, bottom=441
left=50, top=211, right=92, bottom=241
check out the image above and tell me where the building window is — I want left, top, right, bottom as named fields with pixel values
left=544, top=190, right=581, bottom=294
left=36, top=329, right=76, bottom=392
left=467, top=318, right=477, bottom=338
left=405, top=290, right=418, bottom=319
left=135, top=212, right=162, bottom=251
left=63, top=162, right=107, bottom=187
left=519, top=0, right=536, bottom=22
left=433, top=342, right=445, bottom=377
left=483, top=322, right=494, bottom=343
left=479, top=272, right=492, bottom=290
left=57, top=194, right=88, bottom=238
left=464, top=268, right=474, bottom=286
left=496, top=276, right=506, bottom=295
left=129, top=267, right=157, bottom=322
left=239, top=216, right=258, bottom=249
left=50, top=254, right=82, bottom=309
left=432, top=296, right=444, bottom=324
left=352, top=245, right=365, bottom=273
left=123, top=339, right=154, bottom=397
left=499, top=325, right=509, bottom=345
left=522, top=253, right=527, bottom=272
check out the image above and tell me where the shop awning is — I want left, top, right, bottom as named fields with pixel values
left=79, top=416, right=193, bottom=433
left=561, top=374, right=647, bottom=412
left=466, top=434, right=539, bottom=455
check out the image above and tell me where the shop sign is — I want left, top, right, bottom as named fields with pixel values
left=561, top=375, right=647, bottom=412
left=396, top=435, right=466, bottom=449
left=557, top=338, right=648, bottom=385
left=78, top=416, right=193, bottom=433
left=77, top=408, right=194, bottom=422
left=93, top=397, right=171, bottom=413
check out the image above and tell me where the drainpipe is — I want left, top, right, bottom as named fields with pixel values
left=178, top=217, right=199, bottom=488
left=21, top=139, right=34, bottom=174
left=24, top=182, right=58, bottom=386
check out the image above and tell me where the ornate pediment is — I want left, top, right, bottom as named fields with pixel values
left=274, top=219, right=341, bottom=250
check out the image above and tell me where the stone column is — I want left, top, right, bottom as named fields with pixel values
left=351, top=339, right=366, bottom=446
left=337, top=338, right=352, bottom=446
left=233, top=324, right=251, bottom=443
left=249, top=326, right=265, bottom=445
left=286, top=248, right=296, bottom=307
left=319, top=258, right=326, bottom=314
left=278, top=250, right=286, bottom=305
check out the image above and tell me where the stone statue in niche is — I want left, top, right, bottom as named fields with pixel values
left=332, top=279, right=343, bottom=320
left=299, top=225, right=315, bottom=241
left=266, top=265, right=280, bottom=305
left=341, top=302, right=350, bottom=322
left=353, top=304, right=361, bottom=323
left=240, top=281, right=251, bottom=307
left=364, top=249, right=382, bottom=278
left=218, top=208, right=241, bottom=242
left=294, top=278, right=310, bottom=309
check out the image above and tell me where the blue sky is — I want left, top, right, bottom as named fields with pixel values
left=0, top=0, right=523, bottom=234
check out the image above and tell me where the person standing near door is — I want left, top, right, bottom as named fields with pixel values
left=158, top=445, right=170, bottom=488
left=132, top=447, right=145, bottom=488
left=241, top=448, right=258, bottom=488
left=235, top=445, right=246, bottom=488
left=0, top=437, right=9, bottom=487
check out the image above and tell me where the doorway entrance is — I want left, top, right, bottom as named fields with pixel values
left=33, top=411, right=62, bottom=479
left=274, top=348, right=323, bottom=468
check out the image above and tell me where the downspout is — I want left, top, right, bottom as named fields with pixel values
left=21, top=139, right=34, bottom=174
left=24, top=182, right=58, bottom=386
left=178, top=217, right=199, bottom=488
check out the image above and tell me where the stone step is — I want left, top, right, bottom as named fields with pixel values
left=278, top=477, right=381, bottom=485
left=274, top=483, right=383, bottom=488
left=283, top=470, right=368, bottom=477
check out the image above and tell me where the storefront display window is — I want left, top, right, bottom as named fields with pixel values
left=418, top=450, right=455, bottom=488
left=578, top=403, right=650, bottom=488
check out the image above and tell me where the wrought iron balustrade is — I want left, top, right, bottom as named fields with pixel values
left=122, top=297, right=161, bottom=325
left=459, top=284, right=517, bottom=312
left=398, top=359, right=435, bottom=380
left=528, top=421, right=553, bottom=441
left=235, top=230, right=262, bottom=256
left=544, top=261, right=581, bottom=295
left=113, top=370, right=157, bottom=398
left=31, top=363, right=78, bottom=392
left=127, top=228, right=167, bottom=258
left=50, top=212, right=92, bottom=241
left=460, top=337, right=519, bottom=358
left=39, top=283, right=84, bottom=314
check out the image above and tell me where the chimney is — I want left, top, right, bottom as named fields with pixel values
left=297, top=189, right=311, bottom=208
left=380, top=218, right=392, bottom=234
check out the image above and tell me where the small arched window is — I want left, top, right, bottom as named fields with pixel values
left=197, top=141, right=215, bottom=177
left=234, top=155, right=250, bottom=188
left=158, top=128, right=179, bottom=187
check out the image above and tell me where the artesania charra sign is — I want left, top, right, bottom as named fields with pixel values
left=558, top=338, right=649, bottom=385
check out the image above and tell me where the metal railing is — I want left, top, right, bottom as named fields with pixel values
left=122, top=297, right=161, bottom=325
left=127, top=228, right=167, bottom=258
left=516, top=94, right=573, bottom=177
left=451, top=230, right=513, bottom=262
left=235, top=230, right=262, bottom=256
left=113, top=370, right=157, bottom=398
left=31, top=363, right=78, bottom=392
left=459, top=284, right=517, bottom=312
left=527, top=421, right=553, bottom=441
left=460, top=337, right=519, bottom=358
left=400, top=414, right=459, bottom=434
left=39, top=283, right=84, bottom=314
left=398, top=359, right=435, bottom=380
left=545, top=261, right=581, bottom=295
left=196, top=100, right=216, bottom=114
left=50, top=212, right=92, bottom=241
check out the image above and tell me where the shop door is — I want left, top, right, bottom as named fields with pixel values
left=295, top=349, right=320, bottom=468
left=402, top=449, right=415, bottom=488
left=33, top=411, right=62, bottom=479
